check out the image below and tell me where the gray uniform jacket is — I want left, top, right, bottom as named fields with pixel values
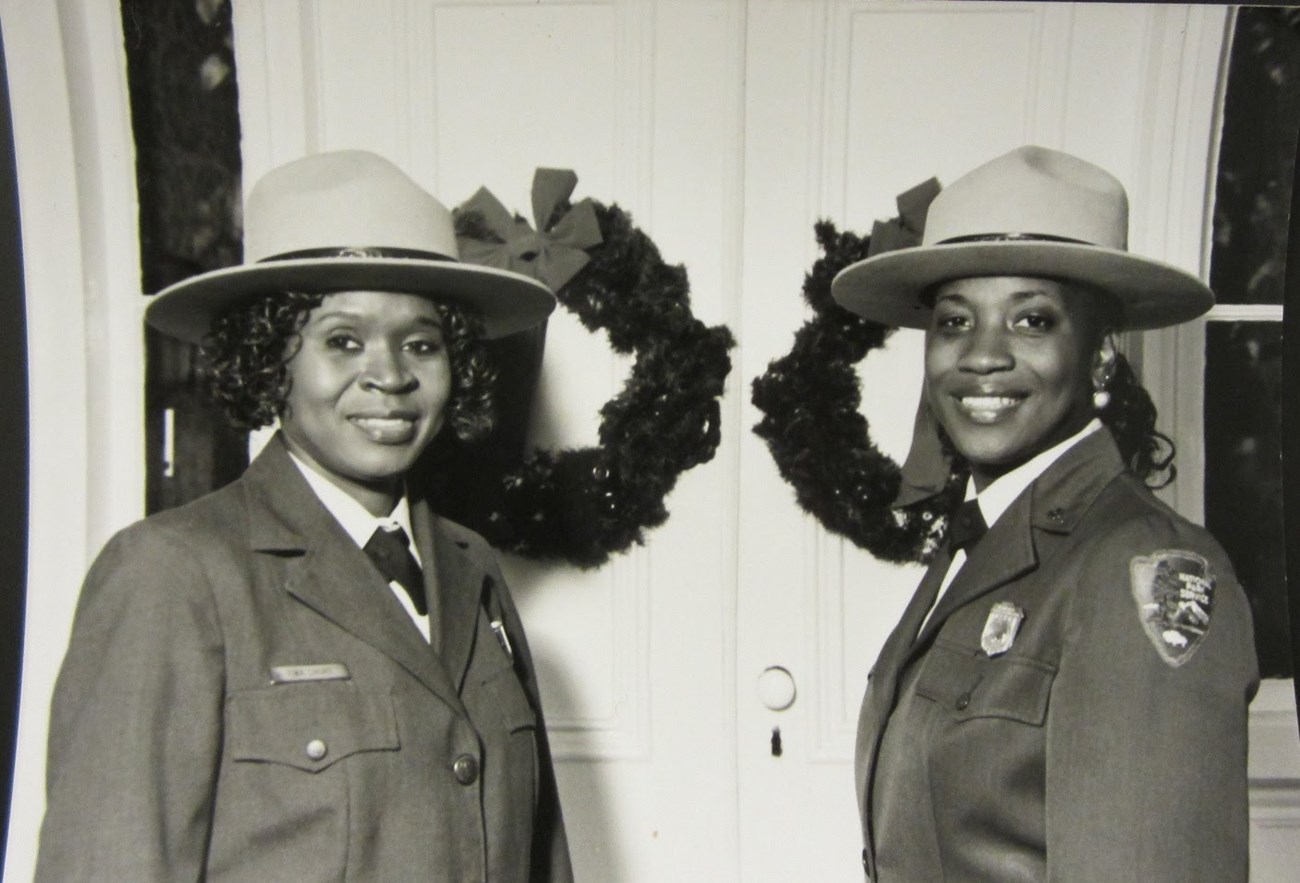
left=36, top=435, right=571, bottom=882
left=855, top=428, right=1258, bottom=881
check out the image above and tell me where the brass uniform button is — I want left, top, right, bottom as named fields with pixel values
left=452, top=753, right=479, bottom=785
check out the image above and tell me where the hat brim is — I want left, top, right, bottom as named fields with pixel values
left=145, top=257, right=557, bottom=343
left=831, top=240, right=1214, bottom=331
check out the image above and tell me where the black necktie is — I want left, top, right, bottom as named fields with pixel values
left=363, top=525, right=427, bottom=616
left=947, top=499, right=988, bottom=553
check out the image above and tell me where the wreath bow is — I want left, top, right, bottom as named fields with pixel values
left=866, top=176, right=939, bottom=256
left=444, top=170, right=735, bottom=567
left=456, top=168, right=603, bottom=292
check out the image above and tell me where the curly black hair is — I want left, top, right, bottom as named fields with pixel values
left=200, top=290, right=497, bottom=443
left=1097, top=351, right=1176, bottom=487
left=1087, top=288, right=1177, bottom=487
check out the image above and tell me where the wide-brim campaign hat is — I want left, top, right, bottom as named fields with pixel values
left=831, top=145, right=1214, bottom=331
left=145, top=150, right=557, bottom=343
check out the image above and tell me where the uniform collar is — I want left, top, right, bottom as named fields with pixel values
left=907, top=424, right=1125, bottom=652
left=973, top=418, right=1102, bottom=529
left=286, top=449, right=419, bottom=564
left=1025, top=423, right=1127, bottom=534
left=240, top=434, right=482, bottom=711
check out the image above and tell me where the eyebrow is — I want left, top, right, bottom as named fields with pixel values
left=309, top=309, right=443, bottom=328
left=933, top=287, right=1056, bottom=304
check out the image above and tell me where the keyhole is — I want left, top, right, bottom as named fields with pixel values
left=770, top=726, right=783, bottom=757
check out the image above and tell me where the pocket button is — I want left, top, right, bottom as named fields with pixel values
left=955, top=692, right=971, bottom=711
left=305, top=738, right=328, bottom=761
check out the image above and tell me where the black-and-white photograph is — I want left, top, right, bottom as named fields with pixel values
left=0, top=1, right=1296, bottom=880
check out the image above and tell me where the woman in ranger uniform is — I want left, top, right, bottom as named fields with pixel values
left=36, top=150, right=571, bottom=881
left=833, top=146, right=1258, bottom=881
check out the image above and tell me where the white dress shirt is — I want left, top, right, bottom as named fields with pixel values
left=288, top=451, right=431, bottom=643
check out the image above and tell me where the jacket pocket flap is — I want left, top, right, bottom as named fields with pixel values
left=915, top=639, right=1056, bottom=726
left=227, top=684, right=399, bottom=772
left=481, top=665, right=537, bottom=733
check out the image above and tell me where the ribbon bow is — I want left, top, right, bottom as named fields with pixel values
left=876, top=177, right=949, bottom=509
left=456, top=168, right=603, bottom=292
left=866, top=176, right=941, bottom=257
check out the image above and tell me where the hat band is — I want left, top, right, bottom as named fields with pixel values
left=937, top=232, right=1093, bottom=246
left=259, top=246, right=456, bottom=263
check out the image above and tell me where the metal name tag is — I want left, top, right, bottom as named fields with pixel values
left=270, top=662, right=351, bottom=684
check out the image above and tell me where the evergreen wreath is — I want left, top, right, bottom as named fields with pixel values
left=450, top=169, right=734, bottom=568
left=751, top=182, right=963, bottom=564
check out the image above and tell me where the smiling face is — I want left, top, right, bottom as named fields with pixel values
left=280, top=290, right=452, bottom=515
left=924, top=276, right=1113, bottom=490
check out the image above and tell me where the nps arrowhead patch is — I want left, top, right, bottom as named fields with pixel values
left=1130, top=550, right=1215, bottom=667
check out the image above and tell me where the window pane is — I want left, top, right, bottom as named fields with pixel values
left=1209, top=8, right=1300, bottom=306
left=1204, top=321, right=1288, bottom=677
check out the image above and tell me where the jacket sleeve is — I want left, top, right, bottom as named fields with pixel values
left=35, top=521, right=226, bottom=882
left=1045, top=512, right=1258, bottom=881
left=486, top=558, right=574, bottom=883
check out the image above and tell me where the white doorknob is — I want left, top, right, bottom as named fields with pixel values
left=757, top=665, right=797, bottom=711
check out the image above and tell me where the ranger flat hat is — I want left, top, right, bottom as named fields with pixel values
left=831, top=145, right=1214, bottom=330
left=145, top=150, right=557, bottom=343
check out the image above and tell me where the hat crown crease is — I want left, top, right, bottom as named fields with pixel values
left=921, top=146, right=1129, bottom=249
left=245, top=151, right=461, bottom=263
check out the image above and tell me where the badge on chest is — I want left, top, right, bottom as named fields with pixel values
left=981, top=601, right=1025, bottom=657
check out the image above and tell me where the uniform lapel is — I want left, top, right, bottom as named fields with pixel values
left=908, top=429, right=1127, bottom=653
left=857, top=549, right=954, bottom=860
left=409, top=498, right=485, bottom=693
left=244, top=437, right=466, bottom=715
left=910, top=497, right=1038, bottom=652
left=875, top=551, right=953, bottom=707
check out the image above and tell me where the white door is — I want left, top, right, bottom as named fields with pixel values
left=9, top=2, right=1295, bottom=882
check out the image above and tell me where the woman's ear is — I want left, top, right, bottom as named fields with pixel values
left=1092, top=334, right=1118, bottom=390
left=1090, top=334, right=1118, bottom=412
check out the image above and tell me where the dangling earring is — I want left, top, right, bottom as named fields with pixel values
left=1093, top=338, right=1117, bottom=412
